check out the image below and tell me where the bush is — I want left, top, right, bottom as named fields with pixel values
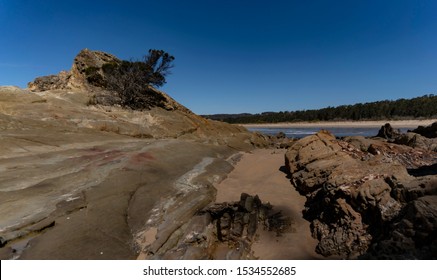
left=86, top=49, right=174, bottom=110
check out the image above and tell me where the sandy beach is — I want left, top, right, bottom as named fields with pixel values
left=243, top=119, right=437, bottom=128
left=215, top=149, right=326, bottom=259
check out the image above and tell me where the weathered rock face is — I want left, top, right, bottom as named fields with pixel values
left=70, top=49, right=121, bottom=88
left=1, top=86, right=267, bottom=149
left=27, top=49, right=189, bottom=112
left=363, top=195, right=437, bottom=259
left=143, top=193, right=291, bottom=260
left=346, top=135, right=437, bottom=169
left=28, top=49, right=120, bottom=92
left=27, top=71, right=72, bottom=92
left=22, top=49, right=271, bottom=148
left=285, top=130, right=437, bottom=259
left=373, top=122, right=437, bottom=152
left=394, top=132, right=437, bottom=152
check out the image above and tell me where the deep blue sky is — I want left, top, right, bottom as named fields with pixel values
left=1, top=0, right=436, bottom=114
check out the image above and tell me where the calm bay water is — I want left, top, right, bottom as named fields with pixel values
left=246, top=126, right=413, bottom=139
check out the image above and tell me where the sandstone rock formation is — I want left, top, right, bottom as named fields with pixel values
left=142, top=193, right=291, bottom=260
left=6, top=49, right=270, bottom=147
left=28, top=49, right=118, bottom=91
left=0, top=49, right=269, bottom=259
left=28, top=49, right=189, bottom=112
left=285, top=130, right=437, bottom=259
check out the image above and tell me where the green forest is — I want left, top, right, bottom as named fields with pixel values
left=204, top=94, right=437, bottom=124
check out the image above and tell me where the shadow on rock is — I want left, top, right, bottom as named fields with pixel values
left=408, top=163, right=437, bottom=177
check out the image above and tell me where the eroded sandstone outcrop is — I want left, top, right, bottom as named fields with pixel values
left=1, top=48, right=269, bottom=147
left=28, top=49, right=118, bottom=92
left=285, top=130, right=437, bottom=259
left=27, top=49, right=189, bottom=112
left=0, top=50, right=269, bottom=259
left=141, top=193, right=291, bottom=260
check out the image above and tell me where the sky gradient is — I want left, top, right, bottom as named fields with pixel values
left=1, top=0, right=437, bottom=114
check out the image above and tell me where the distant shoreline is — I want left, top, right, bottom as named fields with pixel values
left=241, top=119, right=437, bottom=128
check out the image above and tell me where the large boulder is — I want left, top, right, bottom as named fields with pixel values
left=394, top=132, right=437, bottom=152
left=285, top=130, right=437, bottom=259
left=376, top=123, right=402, bottom=140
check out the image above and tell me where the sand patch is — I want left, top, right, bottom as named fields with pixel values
left=215, top=149, right=323, bottom=259
left=136, top=227, right=158, bottom=260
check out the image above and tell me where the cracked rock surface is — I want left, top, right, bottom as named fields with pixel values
left=285, top=130, right=437, bottom=259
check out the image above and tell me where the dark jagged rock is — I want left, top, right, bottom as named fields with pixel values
left=410, top=122, right=437, bottom=138
left=0, top=237, right=6, bottom=248
left=276, top=131, right=286, bottom=139
left=285, top=130, right=437, bottom=259
left=376, top=123, right=402, bottom=140
left=362, top=195, right=437, bottom=259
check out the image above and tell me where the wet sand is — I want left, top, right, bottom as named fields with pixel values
left=215, top=149, right=324, bottom=259
left=243, top=119, right=437, bottom=128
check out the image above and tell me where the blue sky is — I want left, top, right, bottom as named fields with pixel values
left=1, top=0, right=437, bottom=114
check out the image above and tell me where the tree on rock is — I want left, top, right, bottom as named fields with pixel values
left=86, top=49, right=175, bottom=110
left=143, top=49, right=175, bottom=87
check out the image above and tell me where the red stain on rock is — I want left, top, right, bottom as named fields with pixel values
left=129, top=152, right=155, bottom=165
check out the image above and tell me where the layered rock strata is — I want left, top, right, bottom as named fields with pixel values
left=0, top=49, right=268, bottom=259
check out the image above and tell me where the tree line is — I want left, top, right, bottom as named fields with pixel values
left=203, top=95, right=437, bottom=124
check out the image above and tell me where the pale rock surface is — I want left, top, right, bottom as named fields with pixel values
left=0, top=49, right=268, bottom=259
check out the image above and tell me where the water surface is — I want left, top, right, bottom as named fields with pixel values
left=246, top=126, right=413, bottom=139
